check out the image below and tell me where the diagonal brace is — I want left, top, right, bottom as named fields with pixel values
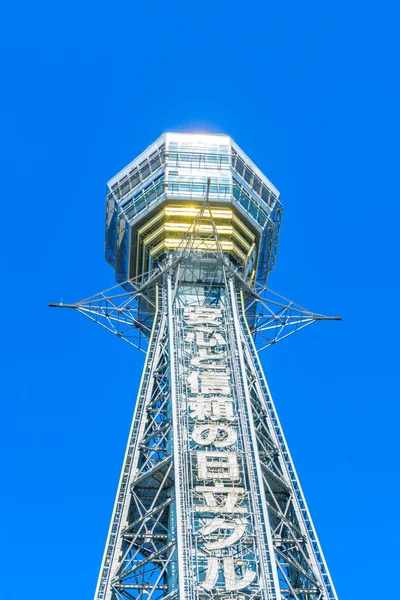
left=240, top=288, right=341, bottom=352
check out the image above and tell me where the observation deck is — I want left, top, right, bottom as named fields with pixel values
left=105, top=133, right=282, bottom=286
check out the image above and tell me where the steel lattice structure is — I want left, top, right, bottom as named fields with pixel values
left=51, top=133, right=340, bottom=600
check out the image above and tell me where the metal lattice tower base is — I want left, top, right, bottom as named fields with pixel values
left=51, top=133, right=340, bottom=600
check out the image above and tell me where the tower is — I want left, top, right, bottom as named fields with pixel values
left=51, top=133, right=340, bottom=600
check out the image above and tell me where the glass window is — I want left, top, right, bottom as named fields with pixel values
left=152, top=173, right=163, bottom=185
left=235, top=158, right=244, bottom=177
left=179, top=152, right=192, bottom=163
left=150, top=155, right=161, bottom=171
left=169, top=152, right=178, bottom=166
left=154, top=180, right=164, bottom=196
left=134, top=196, right=146, bottom=214
left=253, top=177, right=261, bottom=195
left=261, top=186, right=270, bottom=204
left=249, top=199, right=258, bottom=221
left=124, top=202, right=136, bottom=220
left=130, top=169, right=140, bottom=188
left=120, top=181, right=130, bottom=197
left=244, top=167, right=252, bottom=185
left=140, top=162, right=151, bottom=180
left=231, top=147, right=237, bottom=166
left=146, top=188, right=157, bottom=204
left=257, top=211, right=267, bottom=227
left=239, top=190, right=250, bottom=212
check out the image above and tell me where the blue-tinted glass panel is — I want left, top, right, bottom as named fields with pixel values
left=235, top=159, right=244, bottom=176
left=253, top=178, right=261, bottom=195
left=150, top=155, right=161, bottom=171
left=140, top=162, right=150, bottom=180
left=244, top=168, right=252, bottom=185
left=120, top=181, right=130, bottom=196
left=261, top=186, right=270, bottom=204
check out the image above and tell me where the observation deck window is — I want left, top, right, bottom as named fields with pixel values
left=149, top=151, right=161, bottom=172
left=121, top=174, right=165, bottom=221
left=253, top=178, right=261, bottom=195
left=130, top=168, right=140, bottom=188
left=232, top=177, right=270, bottom=229
left=231, top=148, right=278, bottom=211
left=166, top=139, right=230, bottom=171
left=139, top=160, right=151, bottom=180
left=109, top=143, right=165, bottom=202
left=244, top=167, right=253, bottom=186
left=235, top=159, right=244, bottom=177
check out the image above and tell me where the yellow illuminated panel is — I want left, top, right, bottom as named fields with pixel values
left=136, top=202, right=257, bottom=272
left=164, top=206, right=233, bottom=219
left=232, top=213, right=255, bottom=241
left=137, top=210, right=165, bottom=236
left=149, top=239, right=247, bottom=262
left=143, top=224, right=251, bottom=251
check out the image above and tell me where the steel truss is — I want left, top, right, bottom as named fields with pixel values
left=51, top=195, right=340, bottom=600
left=49, top=274, right=339, bottom=355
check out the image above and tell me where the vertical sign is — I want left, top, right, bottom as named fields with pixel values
left=181, top=304, right=259, bottom=596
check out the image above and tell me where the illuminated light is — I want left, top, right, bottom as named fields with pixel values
left=148, top=239, right=168, bottom=257
left=142, top=225, right=166, bottom=246
left=137, top=210, right=165, bottom=235
left=143, top=225, right=245, bottom=248
left=142, top=227, right=251, bottom=253
left=164, top=224, right=234, bottom=235
left=232, top=213, right=255, bottom=240
left=147, top=239, right=247, bottom=262
left=231, top=229, right=252, bottom=251
left=165, top=206, right=233, bottom=219
left=139, top=205, right=254, bottom=244
left=164, top=239, right=233, bottom=250
left=136, top=202, right=258, bottom=275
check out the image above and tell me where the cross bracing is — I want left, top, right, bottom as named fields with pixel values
left=50, top=274, right=339, bottom=355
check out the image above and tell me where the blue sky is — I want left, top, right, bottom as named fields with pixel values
left=1, top=1, right=399, bottom=598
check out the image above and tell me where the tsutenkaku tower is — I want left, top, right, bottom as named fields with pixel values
left=51, top=133, right=340, bottom=600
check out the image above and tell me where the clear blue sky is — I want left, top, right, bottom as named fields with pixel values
left=1, top=1, right=399, bottom=598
